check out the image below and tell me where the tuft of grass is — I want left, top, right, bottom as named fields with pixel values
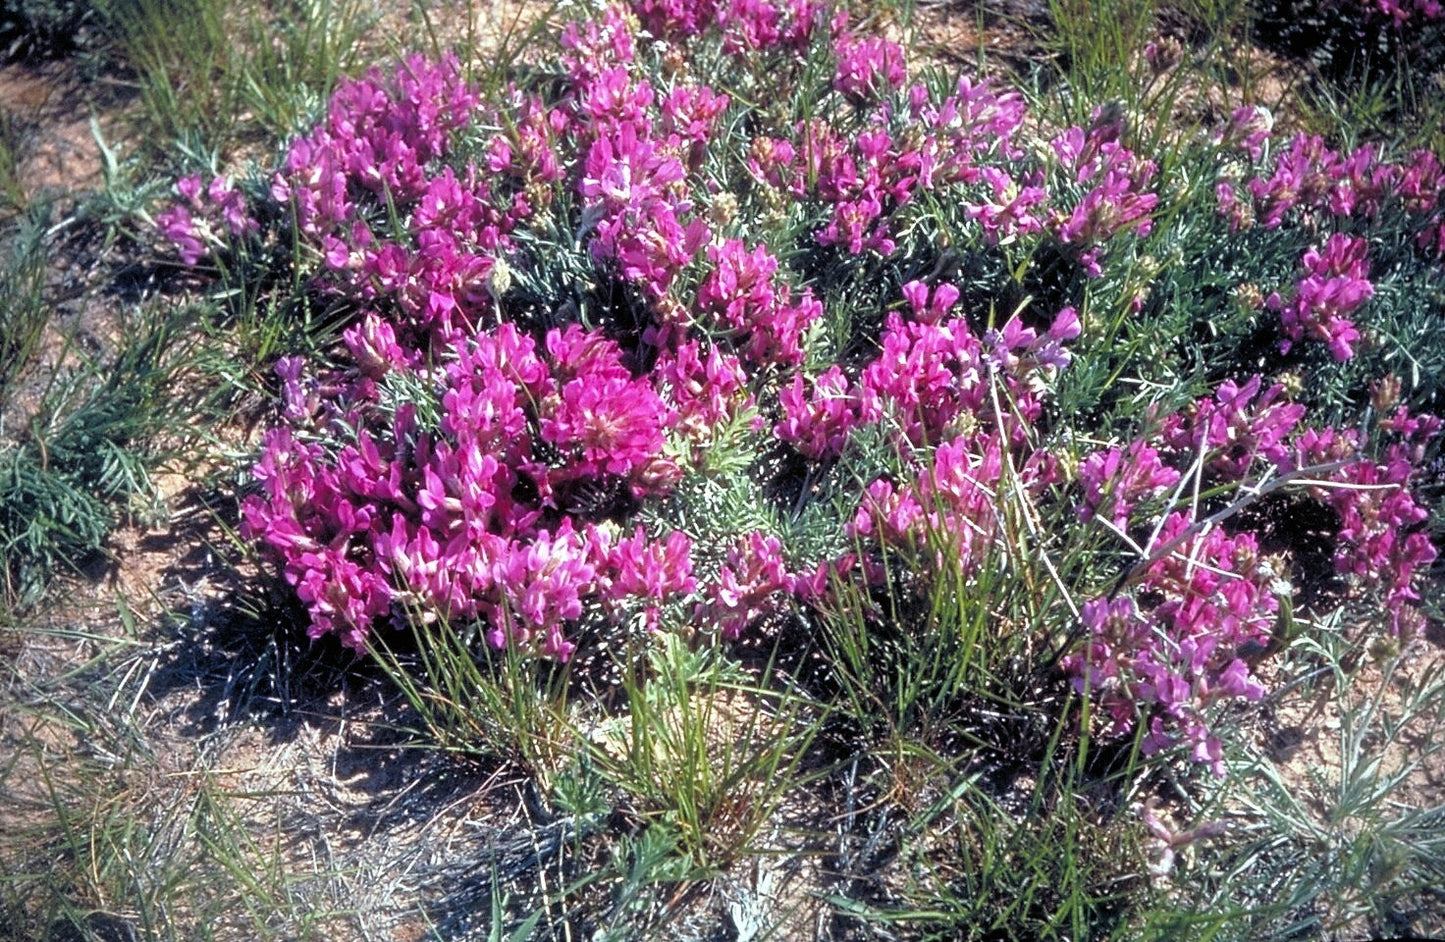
left=0, top=302, right=194, bottom=608
left=0, top=210, right=48, bottom=405
left=1044, top=0, right=1161, bottom=113
left=0, top=616, right=360, bottom=942
left=829, top=764, right=1150, bottom=942
left=0, top=107, right=29, bottom=217
left=1251, top=0, right=1445, bottom=148
left=104, top=0, right=374, bottom=166
left=371, top=612, right=577, bottom=780
left=580, top=632, right=823, bottom=869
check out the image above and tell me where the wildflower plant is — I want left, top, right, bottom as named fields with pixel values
left=152, top=0, right=1442, bottom=817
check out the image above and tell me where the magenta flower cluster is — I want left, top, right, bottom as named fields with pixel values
left=1337, top=0, right=1443, bottom=24
left=241, top=321, right=695, bottom=657
left=1218, top=122, right=1445, bottom=237
left=1051, top=116, right=1159, bottom=276
left=153, top=0, right=1441, bottom=772
left=154, top=173, right=258, bottom=266
left=1068, top=375, right=1438, bottom=768
left=697, top=239, right=822, bottom=369
left=1293, top=388, right=1442, bottom=639
left=1063, top=516, right=1277, bottom=776
left=1077, top=442, right=1179, bottom=530
left=1265, top=233, right=1371, bottom=361
left=1210, top=120, right=1445, bottom=360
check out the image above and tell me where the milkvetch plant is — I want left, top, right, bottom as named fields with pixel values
left=154, top=0, right=1442, bottom=773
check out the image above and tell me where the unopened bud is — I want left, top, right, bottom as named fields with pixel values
left=1233, top=282, right=1264, bottom=312
left=1372, top=374, right=1402, bottom=414
left=1276, top=370, right=1304, bottom=397
left=489, top=257, right=513, bottom=299
left=708, top=191, right=738, bottom=228
left=1144, top=37, right=1183, bottom=75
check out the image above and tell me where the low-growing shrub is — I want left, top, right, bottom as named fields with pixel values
left=154, top=0, right=1441, bottom=780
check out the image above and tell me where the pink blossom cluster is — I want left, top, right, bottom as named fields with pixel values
left=774, top=283, right=1078, bottom=462
left=263, top=55, right=517, bottom=342
left=1217, top=122, right=1445, bottom=253
left=700, top=532, right=793, bottom=638
left=273, top=55, right=479, bottom=239
left=772, top=285, right=1076, bottom=583
left=776, top=365, right=858, bottom=460
left=831, top=15, right=907, bottom=103
left=240, top=319, right=697, bottom=658
left=1158, top=375, right=1306, bottom=481
left=1294, top=396, right=1441, bottom=638
left=1214, top=106, right=1272, bottom=163
left=1069, top=375, right=1439, bottom=764
left=580, top=124, right=709, bottom=299
left=1265, top=233, right=1372, bottom=361
left=560, top=11, right=726, bottom=300
left=200, top=7, right=856, bottom=656
left=731, top=72, right=1030, bottom=258
left=812, top=76, right=1032, bottom=257
left=1050, top=116, right=1160, bottom=276
left=1077, top=442, right=1180, bottom=529
left=846, top=433, right=1016, bottom=577
left=1336, top=0, right=1443, bottom=24
left=651, top=337, right=760, bottom=445
left=628, top=0, right=823, bottom=51
left=697, top=239, right=822, bottom=369
left=967, top=165, right=1048, bottom=244
left=155, top=173, right=259, bottom=266
left=1064, top=515, right=1278, bottom=776
left=155, top=0, right=1156, bottom=306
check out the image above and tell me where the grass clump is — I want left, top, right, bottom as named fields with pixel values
left=0, top=211, right=48, bottom=402
left=0, top=304, right=190, bottom=608
left=103, top=0, right=376, bottom=163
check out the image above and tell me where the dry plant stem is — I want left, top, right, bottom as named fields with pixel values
left=987, top=366, right=1080, bottom=621
left=1111, top=457, right=1354, bottom=596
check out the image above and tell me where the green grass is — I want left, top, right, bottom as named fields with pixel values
left=1149, top=626, right=1445, bottom=940
left=102, top=0, right=374, bottom=166
left=0, top=302, right=193, bottom=608
left=0, top=211, right=48, bottom=404
left=0, top=107, right=30, bottom=217
left=0, top=609, right=364, bottom=942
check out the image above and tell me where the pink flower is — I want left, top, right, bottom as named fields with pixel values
left=156, top=205, right=206, bottom=266
left=697, top=239, right=819, bottom=368
left=1077, top=441, right=1181, bottom=528
left=489, top=521, right=598, bottom=660
left=1159, top=375, right=1304, bottom=481
left=580, top=124, right=709, bottom=297
left=594, top=526, right=697, bottom=631
left=832, top=24, right=906, bottom=102
left=1268, top=233, right=1372, bottom=361
left=541, top=325, right=675, bottom=493
left=1053, top=135, right=1158, bottom=276
left=859, top=314, right=985, bottom=446
left=1067, top=512, right=1278, bottom=770
left=699, top=532, right=791, bottom=638
left=775, top=366, right=861, bottom=460
left=653, top=338, right=758, bottom=444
